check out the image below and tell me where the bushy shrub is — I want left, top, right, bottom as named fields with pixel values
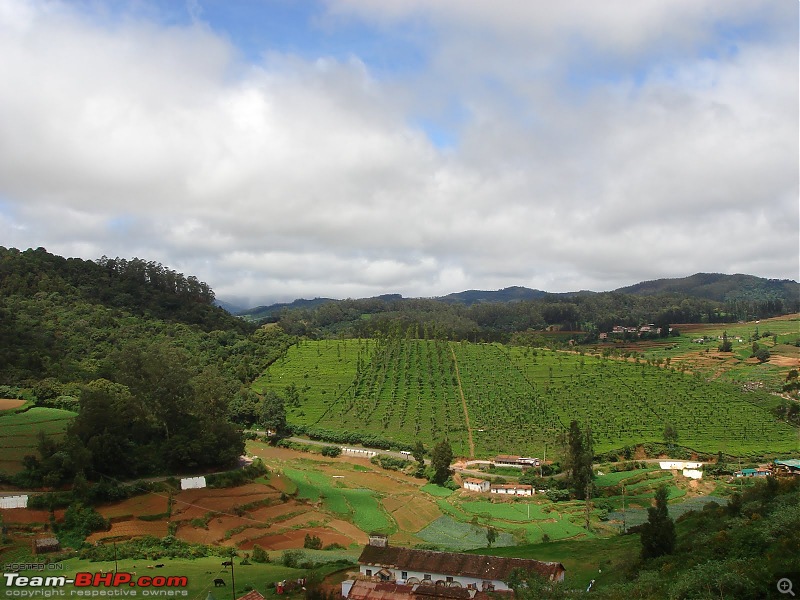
left=281, top=549, right=306, bottom=568
left=251, top=544, right=269, bottom=563
left=207, top=459, right=267, bottom=488
left=370, top=455, right=410, bottom=471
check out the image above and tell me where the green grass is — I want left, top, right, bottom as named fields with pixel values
left=416, top=516, right=516, bottom=550
left=281, top=465, right=393, bottom=534
left=470, top=534, right=642, bottom=591
left=594, top=468, right=656, bottom=487
left=0, top=407, right=77, bottom=473
left=0, top=555, right=326, bottom=598
left=459, top=500, right=552, bottom=522
left=420, top=484, right=453, bottom=497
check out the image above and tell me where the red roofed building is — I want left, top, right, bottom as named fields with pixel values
left=343, top=580, right=514, bottom=600
left=357, top=538, right=565, bottom=591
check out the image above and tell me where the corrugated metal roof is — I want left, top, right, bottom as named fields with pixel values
left=775, top=459, right=800, bottom=468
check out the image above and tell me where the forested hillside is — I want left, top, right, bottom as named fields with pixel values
left=0, top=247, right=294, bottom=482
left=265, top=282, right=798, bottom=341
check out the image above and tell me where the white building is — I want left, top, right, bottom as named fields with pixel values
left=0, top=495, right=28, bottom=509
left=462, top=478, right=491, bottom=493
left=343, top=448, right=378, bottom=458
left=489, top=484, right=533, bottom=496
left=659, top=461, right=702, bottom=471
left=180, top=476, right=207, bottom=490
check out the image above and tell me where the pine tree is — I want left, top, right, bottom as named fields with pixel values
left=430, top=439, right=453, bottom=485
left=640, top=484, right=676, bottom=559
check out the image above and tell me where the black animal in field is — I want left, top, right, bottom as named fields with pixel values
left=214, top=579, right=226, bottom=587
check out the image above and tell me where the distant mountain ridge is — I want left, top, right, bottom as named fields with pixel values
left=615, top=272, right=799, bottom=302
left=231, top=273, right=799, bottom=318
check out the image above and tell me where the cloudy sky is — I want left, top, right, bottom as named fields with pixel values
left=1, top=0, right=797, bottom=307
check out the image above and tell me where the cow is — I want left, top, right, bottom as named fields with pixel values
left=155, top=564, right=165, bottom=568
left=214, top=579, right=226, bottom=587
left=221, top=561, right=233, bottom=567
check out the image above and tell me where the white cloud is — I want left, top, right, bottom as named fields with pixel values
left=0, top=0, right=796, bottom=305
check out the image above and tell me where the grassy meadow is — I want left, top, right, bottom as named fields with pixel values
left=0, top=406, right=76, bottom=474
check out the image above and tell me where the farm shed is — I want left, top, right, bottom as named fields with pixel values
left=0, top=495, right=28, bottom=509
left=358, top=537, right=565, bottom=590
left=463, top=478, right=490, bottom=493
left=493, top=456, right=524, bottom=469
left=774, top=459, right=800, bottom=476
left=180, top=476, right=207, bottom=490
left=735, top=468, right=770, bottom=478
left=489, top=484, right=533, bottom=496
left=659, top=461, right=702, bottom=471
left=32, top=537, right=60, bottom=554
left=344, top=448, right=378, bottom=458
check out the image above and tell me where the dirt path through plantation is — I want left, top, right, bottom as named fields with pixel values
left=450, top=344, right=475, bottom=458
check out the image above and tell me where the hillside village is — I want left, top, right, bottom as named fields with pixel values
left=0, top=249, right=798, bottom=599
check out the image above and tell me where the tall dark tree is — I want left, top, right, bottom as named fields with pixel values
left=260, top=391, right=288, bottom=436
left=430, top=439, right=453, bottom=485
left=718, top=331, right=732, bottom=352
left=563, top=420, right=593, bottom=500
left=640, top=484, right=676, bottom=559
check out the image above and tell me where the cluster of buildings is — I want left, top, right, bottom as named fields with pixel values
left=492, top=455, right=540, bottom=468
left=341, top=534, right=565, bottom=600
left=598, top=324, right=669, bottom=340
left=462, top=479, right=534, bottom=496
left=734, top=459, right=800, bottom=478
left=459, top=456, right=542, bottom=496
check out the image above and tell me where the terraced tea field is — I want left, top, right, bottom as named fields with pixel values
left=254, top=337, right=798, bottom=458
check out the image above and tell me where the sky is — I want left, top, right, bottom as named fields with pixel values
left=1, top=0, right=798, bottom=307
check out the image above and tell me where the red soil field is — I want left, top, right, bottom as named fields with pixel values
left=86, top=520, right=168, bottom=543
left=97, top=493, right=168, bottom=519
left=0, top=508, right=65, bottom=523
left=238, top=526, right=353, bottom=551
left=0, top=399, right=26, bottom=410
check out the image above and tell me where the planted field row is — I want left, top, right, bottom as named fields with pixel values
left=255, top=338, right=798, bottom=457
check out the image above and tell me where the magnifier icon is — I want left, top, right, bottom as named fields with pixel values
left=778, top=578, right=795, bottom=596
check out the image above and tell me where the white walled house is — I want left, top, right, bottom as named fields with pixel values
left=659, top=461, right=702, bottom=471
left=0, top=495, right=28, bottom=509
left=357, top=537, right=565, bottom=590
left=180, top=476, right=207, bottom=490
left=682, top=468, right=703, bottom=480
left=463, top=478, right=491, bottom=493
left=489, top=484, right=533, bottom=496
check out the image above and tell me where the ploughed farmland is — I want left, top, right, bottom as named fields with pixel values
left=253, top=338, right=798, bottom=457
